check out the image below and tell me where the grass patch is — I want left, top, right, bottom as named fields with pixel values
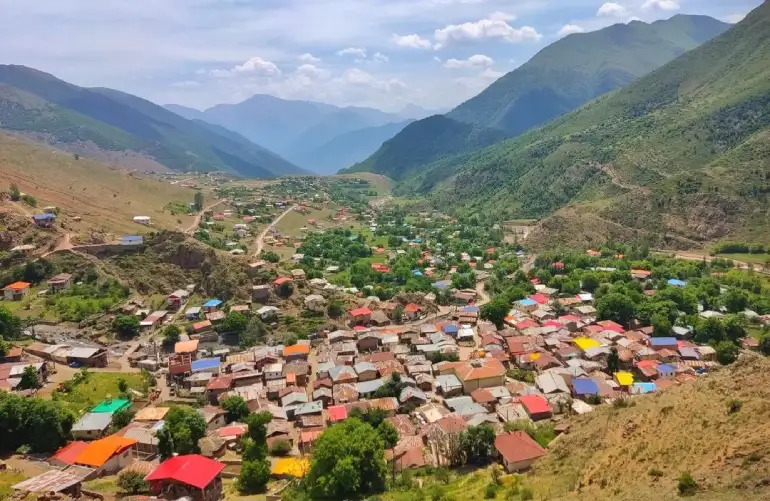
left=52, top=371, right=147, bottom=415
left=0, top=470, right=26, bottom=499
left=84, top=476, right=119, bottom=494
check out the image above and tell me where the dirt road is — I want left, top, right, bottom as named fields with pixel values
left=655, top=250, right=768, bottom=274
left=185, top=199, right=226, bottom=234
left=253, top=205, right=297, bottom=257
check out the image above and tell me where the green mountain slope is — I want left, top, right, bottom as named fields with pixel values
left=290, top=120, right=414, bottom=175
left=433, top=2, right=770, bottom=247
left=0, top=66, right=305, bottom=178
left=341, top=115, right=507, bottom=180
left=447, top=15, right=730, bottom=136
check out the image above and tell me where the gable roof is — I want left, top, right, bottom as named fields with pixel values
left=145, top=454, right=225, bottom=489
left=494, top=431, right=546, bottom=464
left=75, top=435, right=137, bottom=467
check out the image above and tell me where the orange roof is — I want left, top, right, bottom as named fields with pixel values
left=283, top=344, right=310, bottom=357
left=175, top=339, right=200, bottom=354
left=193, top=320, right=212, bottom=331
left=446, top=359, right=506, bottom=381
left=274, top=277, right=293, bottom=285
left=3, top=281, right=31, bottom=291
left=404, top=304, right=421, bottom=313
left=75, top=435, right=137, bottom=467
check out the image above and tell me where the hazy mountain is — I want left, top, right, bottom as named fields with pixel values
left=0, top=66, right=304, bottom=178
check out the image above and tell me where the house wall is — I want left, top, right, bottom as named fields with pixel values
left=503, top=456, right=539, bottom=473
left=72, top=427, right=108, bottom=440
left=461, top=375, right=505, bottom=394
left=357, top=370, right=378, bottom=382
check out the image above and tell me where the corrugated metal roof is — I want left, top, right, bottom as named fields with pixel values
left=72, top=412, right=113, bottom=432
left=13, top=470, right=86, bottom=493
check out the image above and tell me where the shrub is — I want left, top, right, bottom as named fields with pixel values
left=484, top=483, right=499, bottom=499
left=269, top=439, right=292, bottom=456
left=677, top=472, right=697, bottom=496
left=727, top=399, right=743, bottom=414
left=648, top=468, right=664, bottom=478
left=117, top=471, right=150, bottom=494
left=520, top=486, right=534, bottom=500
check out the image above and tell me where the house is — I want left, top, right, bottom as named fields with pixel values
left=655, top=363, right=676, bottom=379
left=370, top=310, right=391, bottom=326
left=399, top=387, right=428, bottom=407
left=167, top=290, right=191, bottom=310
left=441, top=359, right=506, bottom=393
left=202, top=299, right=223, bottom=313
left=256, top=306, right=279, bottom=322
left=435, top=374, right=464, bottom=397
left=12, top=470, right=86, bottom=497
left=133, top=216, right=151, bottom=225
left=92, top=398, right=131, bottom=414
left=304, top=294, right=327, bottom=312
left=404, top=303, right=422, bottom=321
left=71, top=412, right=114, bottom=440
left=47, top=273, right=73, bottom=292
left=283, top=343, right=310, bottom=362
left=32, top=213, right=56, bottom=228
left=121, top=235, right=144, bottom=246
left=73, top=435, right=137, bottom=474
left=49, top=441, right=90, bottom=467
left=145, top=455, right=225, bottom=501
left=357, top=334, right=380, bottom=352
left=264, top=363, right=284, bottom=380
left=329, top=365, right=358, bottom=384
left=494, top=431, right=546, bottom=472
left=252, top=285, right=271, bottom=302
left=354, top=362, right=378, bottom=382
left=185, top=307, right=203, bottom=321
left=571, top=378, right=600, bottom=399
left=291, top=269, right=306, bottom=282
left=2, top=281, right=31, bottom=301
left=649, top=337, right=677, bottom=350
left=349, top=307, right=372, bottom=325
left=193, top=320, right=213, bottom=335
left=140, top=311, right=168, bottom=331
left=273, top=277, right=294, bottom=290
left=517, top=395, right=552, bottom=421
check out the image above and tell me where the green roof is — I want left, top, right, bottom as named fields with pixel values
left=91, top=398, right=131, bottom=413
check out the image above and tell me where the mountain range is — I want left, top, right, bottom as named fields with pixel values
left=431, top=2, right=770, bottom=247
left=164, top=97, right=440, bottom=174
left=345, top=14, right=730, bottom=185
left=0, top=66, right=307, bottom=178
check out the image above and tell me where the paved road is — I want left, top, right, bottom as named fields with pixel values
left=253, top=204, right=297, bottom=257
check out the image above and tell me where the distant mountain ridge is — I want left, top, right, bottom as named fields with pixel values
left=164, top=95, right=431, bottom=174
left=0, top=66, right=304, bottom=178
left=349, top=14, right=729, bottom=183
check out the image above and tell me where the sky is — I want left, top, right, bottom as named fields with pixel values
left=0, top=0, right=759, bottom=113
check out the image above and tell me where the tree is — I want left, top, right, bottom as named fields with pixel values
left=759, top=334, right=770, bottom=356
left=162, top=325, right=181, bottom=346
left=113, top=315, right=140, bottom=338
left=0, top=306, right=22, bottom=339
left=193, top=191, right=205, bottom=211
left=0, top=393, right=75, bottom=453
left=111, top=408, right=136, bottom=430
left=377, top=421, right=399, bottom=450
left=220, top=396, right=250, bottom=423
left=237, top=459, right=270, bottom=494
left=480, top=297, right=509, bottom=329
left=306, top=419, right=387, bottom=500
left=117, top=471, right=150, bottom=494
left=714, top=341, right=739, bottom=365
left=269, top=439, right=292, bottom=456
left=261, top=251, right=280, bottom=263
left=723, top=314, right=747, bottom=343
left=9, top=183, right=21, bottom=201
left=459, top=425, right=496, bottom=465
left=651, top=313, right=673, bottom=337
left=240, top=317, right=267, bottom=348
left=221, top=311, right=248, bottom=333
left=723, top=288, right=749, bottom=313
left=327, top=300, right=344, bottom=318
left=695, top=317, right=726, bottom=344
left=596, top=292, right=637, bottom=327
left=374, top=373, right=405, bottom=399
left=607, top=347, right=620, bottom=374
left=117, top=378, right=129, bottom=393
left=18, top=366, right=41, bottom=390
left=158, top=406, right=207, bottom=458
left=277, top=281, right=293, bottom=298
left=238, top=411, right=272, bottom=494
left=581, top=272, right=600, bottom=292
left=678, top=472, right=697, bottom=496
left=391, top=304, right=404, bottom=323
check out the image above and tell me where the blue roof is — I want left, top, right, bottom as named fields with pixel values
left=412, top=270, right=423, bottom=277
left=122, top=235, right=142, bottom=241
left=442, top=325, right=458, bottom=334
left=656, top=363, right=675, bottom=373
left=649, top=337, right=677, bottom=346
left=463, top=306, right=480, bottom=313
left=412, top=238, right=423, bottom=243
left=191, top=358, right=221, bottom=372
left=433, top=280, right=452, bottom=290
left=572, top=378, right=599, bottom=395
left=203, top=299, right=223, bottom=307
left=667, top=279, right=687, bottom=287
left=632, top=382, right=657, bottom=394
left=518, top=298, right=537, bottom=306
left=33, top=213, right=56, bottom=221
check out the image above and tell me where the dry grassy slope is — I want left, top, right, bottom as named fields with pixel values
left=0, top=132, right=198, bottom=239
left=527, top=355, right=770, bottom=501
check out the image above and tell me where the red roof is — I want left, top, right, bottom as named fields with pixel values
left=349, top=307, right=372, bottom=317
left=529, top=294, right=548, bottom=305
left=327, top=405, right=348, bottom=422
left=274, top=277, right=293, bottom=286
left=494, top=431, right=546, bottom=464
left=404, top=303, right=421, bottom=313
left=518, top=395, right=551, bottom=415
left=51, top=441, right=89, bottom=465
left=559, top=315, right=581, bottom=323
left=206, top=376, right=232, bottom=391
left=542, top=320, right=562, bottom=328
left=516, top=320, right=538, bottom=330
left=598, top=320, right=625, bottom=333
left=552, top=261, right=565, bottom=269
left=145, top=455, right=225, bottom=489
left=218, top=426, right=247, bottom=438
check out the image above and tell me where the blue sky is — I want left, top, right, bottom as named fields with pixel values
left=0, top=0, right=759, bottom=112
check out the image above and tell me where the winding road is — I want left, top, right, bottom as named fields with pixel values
left=253, top=204, right=297, bottom=257
left=185, top=199, right=226, bottom=234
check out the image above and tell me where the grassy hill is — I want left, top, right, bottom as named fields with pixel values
left=0, top=66, right=304, bottom=178
left=341, top=115, right=507, bottom=180
left=521, top=355, right=770, bottom=501
left=431, top=2, right=770, bottom=247
left=0, top=132, right=198, bottom=238
left=448, top=15, right=729, bottom=136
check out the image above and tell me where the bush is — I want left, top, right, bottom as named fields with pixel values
left=648, top=468, right=664, bottom=478
left=117, top=471, right=150, bottom=494
left=520, top=486, right=534, bottom=500
left=677, top=472, right=697, bottom=496
left=727, top=399, right=743, bottom=414
left=484, top=483, right=499, bottom=499
left=269, top=439, right=292, bottom=456
left=435, top=466, right=452, bottom=485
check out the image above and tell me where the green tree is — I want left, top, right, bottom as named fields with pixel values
left=269, top=439, right=292, bottom=456
left=459, top=425, right=496, bottom=465
left=759, top=334, right=770, bottom=356
left=221, top=311, right=248, bottom=333
left=0, top=393, right=75, bottom=453
left=722, top=288, right=749, bottom=313
left=306, top=419, right=387, bottom=499
left=723, top=314, right=747, bottom=343
left=678, top=472, right=697, bottom=496
left=158, top=406, right=207, bottom=458
left=117, top=378, right=129, bottom=393
left=596, top=292, right=637, bottom=327
left=580, top=272, right=600, bottom=292
left=327, top=300, right=344, bottom=318
left=261, top=251, right=280, bottom=263
left=18, top=366, right=41, bottom=390
left=481, top=297, right=509, bottom=329
left=113, top=315, right=140, bottom=338
left=694, top=317, right=726, bottom=344
left=9, top=183, right=21, bottom=202
left=194, top=192, right=205, bottom=211
left=391, top=304, right=404, bottom=323
left=377, top=421, right=399, bottom=450
left=0, top=306, right=22, bottom=339
left=117, top=471, right=150, bottom=494
left=162, top=325, right=181, bottom=346
left=237, top=459, right=270, bottom=494
left=607, top=347, right=620, bottom=374
left=714, top=341, right=739, bottom=365
left=111, top=408, right=136, bottom=431
left=374, top=373, right=405, bottom=399
left=239, top=317, right=267, bottom=348
left=220, top=396, right=250, bottom=423
left=651, top=313, right=673, bottom=337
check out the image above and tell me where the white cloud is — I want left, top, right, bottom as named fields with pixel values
left=557, top=24, right=585, bottom=37
left=480, top=68, right=504, bottom=79
left=597, top=3, right=628, bottom=17
left=642, top=0, right=680, bottom=11
left=434, top=18, right=542, bottom=48
left=296, top=64, right=324, bottom=78
left=170, top=80, right=201, bottom=88
left=234, top=56, right=281, bottom=76
left=443, top=54, right=495, bottom=69
left=372, top=52, right=389, bottom=63
left=391, top=33, right=432, bottom=49
left=488, top=11, right=516, bottom=22
left=723, top=13, right=746, bottom=23
left=299, top=53, right=321, bottom=63
left=341, top=68, right=406, bottom=92
left=337, top=47, right=367, bottom=57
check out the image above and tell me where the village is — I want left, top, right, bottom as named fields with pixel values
left=1, top=175, right=770, bottom=501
